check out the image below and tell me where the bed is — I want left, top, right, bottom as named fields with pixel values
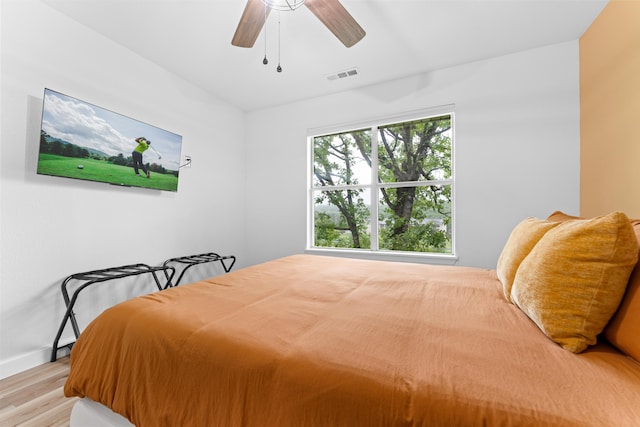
left=64, top=212, right=640, bottom=426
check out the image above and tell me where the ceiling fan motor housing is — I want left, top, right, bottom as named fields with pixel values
left=261, top=0, right=305, bottom=11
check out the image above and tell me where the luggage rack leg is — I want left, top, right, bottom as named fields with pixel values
left=51, top=264, right=175, bottom=362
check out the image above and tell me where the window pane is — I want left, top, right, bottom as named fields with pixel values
left=308, top=111, right=455, bottom=256
left=313, top=129, right=371, bottom=187
left=378, top=116, right=452, bottom=183
left=314, top=189, right=371, bottom=249
left=378, top=185, right=452, bottom=253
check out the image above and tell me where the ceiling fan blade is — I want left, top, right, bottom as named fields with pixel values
left=232, top=0, right=270, bottom=48
left=304, top=0, right=365, bottom=48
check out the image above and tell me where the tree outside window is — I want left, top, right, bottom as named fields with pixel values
left=311, top=113, right=453, bottom=255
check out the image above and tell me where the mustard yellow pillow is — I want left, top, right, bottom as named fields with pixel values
left=603, top=219, right=640, bottom=362
left=496, top=218, right=560, bottom=302
left=546, top=210, right=581, bottom=222
left=511, top=212, right=638, bottom=353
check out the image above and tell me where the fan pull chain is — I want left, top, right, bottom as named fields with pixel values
left=262, top=2, right=268, bottom=65
left=277, top=12, right=282, bottom=73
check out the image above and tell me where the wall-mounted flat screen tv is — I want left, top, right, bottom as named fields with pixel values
left=37, top=88, right=183, bottom=192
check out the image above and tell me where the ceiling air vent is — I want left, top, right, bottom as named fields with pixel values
left=326, top=67, right=359, bottom=81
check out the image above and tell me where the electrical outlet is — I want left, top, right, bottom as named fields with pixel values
left=184, top=155, right=192, bottom=168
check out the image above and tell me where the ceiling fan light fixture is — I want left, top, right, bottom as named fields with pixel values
left=261, top=0, right=305, bottom=11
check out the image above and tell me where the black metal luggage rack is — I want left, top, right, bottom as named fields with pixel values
left=162, top=252, right=236, bottom=287
left=51, top=252, right=236, bottom=362
left=50, top=263, right=176, bottom=362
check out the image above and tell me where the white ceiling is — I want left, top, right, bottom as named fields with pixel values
left=42, top=0, right=608, bottom=112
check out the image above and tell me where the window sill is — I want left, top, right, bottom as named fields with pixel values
left=304, top=248, right=458, bottom=265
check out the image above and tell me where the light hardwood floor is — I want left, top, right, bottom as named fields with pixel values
left=0, top=357, right=77, bottom=427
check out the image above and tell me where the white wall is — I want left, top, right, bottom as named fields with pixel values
left=0, top=0, right=581, bottom=379
left=244, top=41, right=580, bottom=268
left=0, top=0, right=247, bottom=378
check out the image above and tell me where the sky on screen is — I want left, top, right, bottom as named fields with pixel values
left=41, top=89, right=182, bottom=170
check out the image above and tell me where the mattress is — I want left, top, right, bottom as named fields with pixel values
left=64, top=254, right=640, bottom=426
left=70, top=398, right=134, bottom=427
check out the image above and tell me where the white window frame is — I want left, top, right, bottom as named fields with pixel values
left=306, top=105, right=457, bottom=265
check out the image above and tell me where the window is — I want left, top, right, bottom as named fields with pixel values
left=308, top=109, right=454, bottom=258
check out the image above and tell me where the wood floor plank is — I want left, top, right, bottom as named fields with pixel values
left=15, top=396, right=76, bottom=427
left=4, top=371, right=68, bottom=407
left=0, top=359, right=69, bottom=398
left=1, top=388, right=62, bottom=425
left=0, top=358, right=75, bottom=426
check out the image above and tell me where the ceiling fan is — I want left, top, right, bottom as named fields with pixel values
left=231, top=0, right=366, bottom=48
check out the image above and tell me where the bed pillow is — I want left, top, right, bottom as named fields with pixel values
left=547, top=211, right=640, bottom=360
left=496, top=218, right=560, bottom=302
left=546, top=210, right=581, bottom=222
left=603, top=219, right=640, bottom=362
left=511, top=211, right=638, bottom=353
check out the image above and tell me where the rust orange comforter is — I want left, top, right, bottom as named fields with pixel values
left=64, top=255, right=640, bottom=426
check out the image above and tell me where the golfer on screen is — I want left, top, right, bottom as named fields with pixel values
left=132, top=137, right=161, bottom=178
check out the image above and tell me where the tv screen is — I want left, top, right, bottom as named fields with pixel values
left=38, top=88, right=183, bottom=192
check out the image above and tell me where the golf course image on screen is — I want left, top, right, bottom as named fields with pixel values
left=37, top=88, right=183, bottom=192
